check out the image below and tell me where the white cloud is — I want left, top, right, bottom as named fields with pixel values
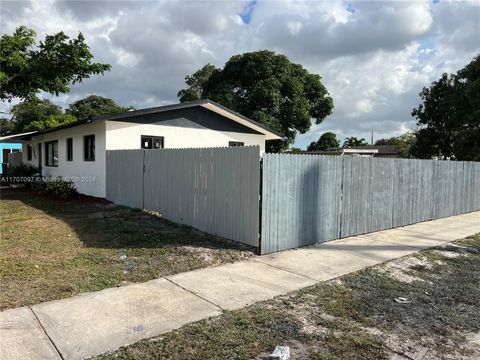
left=252, top=1, right=434, bottom=60
left=1, top=0, right=478, bottom=148
left=355, top=99, right=373, bottom=115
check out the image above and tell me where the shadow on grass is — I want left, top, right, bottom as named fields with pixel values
left=1, top=188, right=255, bottom=253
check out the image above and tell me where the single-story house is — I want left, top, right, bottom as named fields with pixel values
left=299, top=145, right=400, bottom=158
left=0, top=143, right=22, bottom=174
left=1, top=100, right=282, bottom=197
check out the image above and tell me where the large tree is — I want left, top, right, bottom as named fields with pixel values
left=66, top=95, right=134, bottom=120
left=411, top=54, right=480, bottom=160
left=178, top=51, right=334, bottom=152
left=0, top=26, right=111, bottom=101
left=307, top=132, right=340, bottom=151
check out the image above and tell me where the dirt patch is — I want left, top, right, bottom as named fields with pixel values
left=462, top=332, right=480, bottom=358
left=178, top=245, right=253, bottom=266
left=380, top=255, right=433, bottom=283
left=289, top=301, right=329, bottom=337
left=431, top=243, right=479, bottom=259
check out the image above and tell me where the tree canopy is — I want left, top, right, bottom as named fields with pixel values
left=0, top=26, right=111, bottom=101
left=411, top=54, right=480, bottom=160
left=177, top=51, right=334, bottom=152
left=8, top=95, right=132, bottom=134
left=66, top=95, right=134, bottom=120
left=177, top=64, right=217, bottom=103
left=307, top=132, right=340, bottom=151
left=10, top=97, right=68, bottom=133
left=343, top=137, right=368, bottom=147
left=23, top=113, right=77, bottom=132
left=288, top=147, right=303, bottom=154
left=375, top=132, right=415, bottom=158
left=0, top=118, right=15, bottom=137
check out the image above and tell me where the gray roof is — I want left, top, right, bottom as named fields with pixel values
left=1, top=100, right=283, bottom=142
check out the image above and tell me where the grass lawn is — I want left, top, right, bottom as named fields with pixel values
left=0, top=188, right=253, bottom=310
left=97, top=234, right=480, bottom=360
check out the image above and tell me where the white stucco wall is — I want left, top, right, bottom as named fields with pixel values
left=105, top=121, right=266, bottom=153
left=20, top=119, right=268, bottom=198
left=22, top=121, right=106, bottom=198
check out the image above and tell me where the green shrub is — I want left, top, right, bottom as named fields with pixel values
left=28, top=178, right=48, bottom=193
left=29, top=178, right=78, bottom=198
left=4, top=163, right=39, bottom=178
left=45, top=179, right=78, bottom=198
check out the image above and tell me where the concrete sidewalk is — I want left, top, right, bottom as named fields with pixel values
left=1, top=211, right=479, bottom=360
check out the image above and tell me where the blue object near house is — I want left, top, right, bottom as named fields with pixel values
left=0, top=143, right=22, bottom=174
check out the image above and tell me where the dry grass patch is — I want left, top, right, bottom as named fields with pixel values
left=0, top=189, right=253, bottom=309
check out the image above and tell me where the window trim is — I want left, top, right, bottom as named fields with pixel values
left=228, top=141, right=245, bottom=147
left=84, top=135, right=95, bottom=162
left=45, top=140, right=58, bottom=167
left=66, top=138, right=73, bottom=161
left=141, top=135, right=164, bottom=150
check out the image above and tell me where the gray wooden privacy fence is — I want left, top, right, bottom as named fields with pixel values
left=106, top=146, right=260, bottom=247
left=107, top=148, right=479, bottom=255
left=260, top=154, right=480, bottom=254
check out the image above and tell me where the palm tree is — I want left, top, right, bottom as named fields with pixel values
left=343, top=137, right=368, bottom=147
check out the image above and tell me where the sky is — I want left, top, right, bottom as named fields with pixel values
left=1, top=0, right=479, bottom=148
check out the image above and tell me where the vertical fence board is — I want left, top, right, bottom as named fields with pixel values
left=106, top=150, right=144, bottom=209
left=261, top=155, right=344, bottom=254
left=370, top=158, right=395, bottom=232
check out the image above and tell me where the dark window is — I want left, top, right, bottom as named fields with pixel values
left=38, top=143, right=42, bottom=169
left=27, top=144, right=33, bottom=161
left=84, top=135, right=95, bottom=161
left=2, top=149, right=9, bottom=162
left=229, top=141, right=244, bottom=147
left=141, top=135, right=164, bottom=149
left=66, top=138, right=73, bottom=161
left=45, top=141, right=58, bottom=167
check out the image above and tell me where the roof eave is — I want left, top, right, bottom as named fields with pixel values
left=0, top=131, right=38, bottom=143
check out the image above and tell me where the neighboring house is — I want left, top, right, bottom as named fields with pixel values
left=0, top=143, right=22, bottom=174
left=0, top=100, right=281, bottom=197
left=302, top=145, right=400, bottom=158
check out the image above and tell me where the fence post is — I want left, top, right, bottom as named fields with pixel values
left=258, top=157, right=263, bottom=255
